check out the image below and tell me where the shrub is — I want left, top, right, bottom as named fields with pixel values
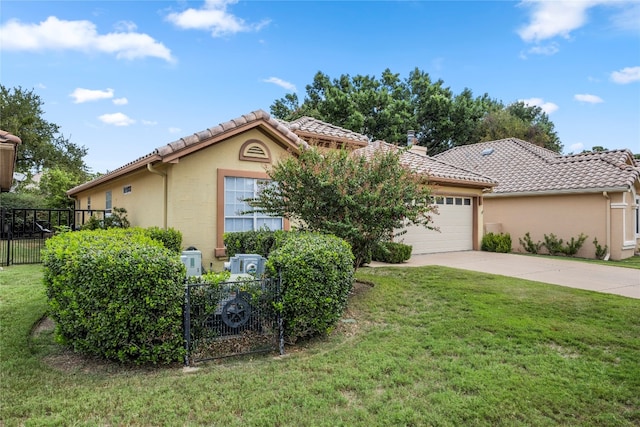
left=266, top=233, right=354, bottom=343
left=146, top=226, right=182, bottom=254
left=481, top=232, right=512, bottom=253
left=223, top=229, right=292, bottom=258
left=563, top=233, right=588, bottom=257
left=81, top=207, right=130, bottom=230
left=42, top=228, right=186, bottom=365
left=593, top=238, right=608, bottom=260
left=372, top=241, right=412, bottom=263
left=542, top=233, right=564, bottom=256
left=519, top=232, right=543, bottom=254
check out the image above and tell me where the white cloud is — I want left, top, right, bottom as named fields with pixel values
left=112, top=97, right=128, bottom=105
left=574, top=94, right=604, bottom=104
left=517, top=0, right=595, bottom=42
left=114, top=20, right=137, bottom=32
left=610, top=66, right=640, bottom=84
left=0, top=16, right=174, bottom=62
left=569, top=142, right=584, bottom=153
left=520, top=97, right=559, bottom=114
left=610, top=3, right=640, bottom=33
left=37, top=83, right=47, bottom=89
left=70, top=88, right=114, bottom=103
left=168, top=127, right=181, bottom=134
left=142, top=120, right=158, bottom=126
left=524, top=42, right=559, bottom=57
left=166, top=0, right=270, bottom=37
left=98, top=112, right=135, bottom=126
left=263, top=77, right=296, bottom=92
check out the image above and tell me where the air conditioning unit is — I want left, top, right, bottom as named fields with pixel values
left=226, top=254, right=266, bottom=276
left=181, top=250, right=202, bottom=277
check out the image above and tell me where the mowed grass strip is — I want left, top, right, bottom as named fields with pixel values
left=1, top=264, right=638, bottom=426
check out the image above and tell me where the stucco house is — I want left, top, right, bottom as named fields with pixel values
left=0, top=129, right=22, bottom=193
left=67, top=110, right=495, bottom=269
left=435, top=138, right=640, bottom=260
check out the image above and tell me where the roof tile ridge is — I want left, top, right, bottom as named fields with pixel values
left=509, top=138, right=559, bottom=164
left=426, top=154, right=497, bottom=183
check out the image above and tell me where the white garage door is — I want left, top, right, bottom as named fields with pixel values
left=397, top=196, right=473, bottom=254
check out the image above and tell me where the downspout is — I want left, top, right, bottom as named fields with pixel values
left=147, top=163, right=167, bottom=229
left=602, top=192, right=611, bottom=261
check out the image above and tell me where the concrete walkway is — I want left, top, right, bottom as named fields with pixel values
left=368, top=251, right=640, bottom=299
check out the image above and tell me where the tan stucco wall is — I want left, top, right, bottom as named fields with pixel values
left=484, top=191, right=637, bottom=260
left=164, top=128, right=293, bottom=270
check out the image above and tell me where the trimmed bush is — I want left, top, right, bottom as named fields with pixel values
left=519, top=232, right=543, bottom=254
left=372, top=241, right=412, bottom=263
left=146, top=226, right=182, bottom=254
left=266, top=233, right=354, bottom=343
left=481, top=232, right=512, bottom=253
left=223, top=229, right=292, bottom=258
left=42, top=228, right=186, bottom=365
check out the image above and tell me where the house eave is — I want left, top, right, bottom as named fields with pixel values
left=485, top=186, right=632, bottom=198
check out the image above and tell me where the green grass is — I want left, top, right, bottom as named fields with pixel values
left=1, top=264, right=639, bottom=426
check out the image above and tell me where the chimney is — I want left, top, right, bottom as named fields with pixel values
left=407, top=130, right=415, bottom=147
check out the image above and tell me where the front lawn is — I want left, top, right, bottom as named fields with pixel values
left=1, top=264, right=638, bottom=426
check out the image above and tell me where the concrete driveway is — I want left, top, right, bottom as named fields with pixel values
left=369, top=251, right=640, bottom=299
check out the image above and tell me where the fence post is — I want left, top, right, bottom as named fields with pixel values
left=183, top=284, right=191, bottom=366
left=277, top=272, right=285, bottom=356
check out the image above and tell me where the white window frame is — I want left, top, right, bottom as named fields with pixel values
left=223, top=176, right=283, bottom=233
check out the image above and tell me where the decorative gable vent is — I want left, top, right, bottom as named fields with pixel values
left=240, top=139, right=271, bottom=163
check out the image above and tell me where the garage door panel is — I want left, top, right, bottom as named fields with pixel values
left=396, top=199, right=473, bottom=254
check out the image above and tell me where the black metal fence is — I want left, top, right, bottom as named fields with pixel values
left=184, top=275, right=284, bottom=365
left=0, top=208, right=108, bottom=266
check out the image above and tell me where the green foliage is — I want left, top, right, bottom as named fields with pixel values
left=594, top=238, right=608, bottom=260
left=0, top=191, right=46, bottom=209
left=146, top=227, right=182, bottom=254
left=372, top=241, right=413, bottom=263
left=563, top=233, right=588, bottom=257
left=42, top=228, right=186, bottom=364
left=543, top=233, right=564, bottom=256
left=0, top=85, right=88, bottom=174
left=270, top=68, right=562, bottom=154
left=248, top=147, right=435, bottom=268
left=542, top=233, right=588, bottom=257
left=223, top=229, right=292, bottom=258
left=81, top=207, right=130, bottom=230
left=37, top=167, right=85, bottom=209
left=519, top=232, right=543, bottom=254
left=266, top=233, right=354, bottom=342
left=481, top=232, right=512, bottom=253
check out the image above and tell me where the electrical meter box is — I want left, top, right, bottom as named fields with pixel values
left=181, top=250, right=202, bottom=277
left=226, top=254, right=266, bottom=276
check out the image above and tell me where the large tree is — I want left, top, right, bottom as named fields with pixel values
left=0, top=85, right=88, bottom=175
left=247, top=147, right=436, bottom=268
left=271, top=68, right=562, bottom=154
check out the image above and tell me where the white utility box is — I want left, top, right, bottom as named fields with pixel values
left=181, top=250, right=202, bottom=277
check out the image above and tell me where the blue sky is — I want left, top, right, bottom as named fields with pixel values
left=1, top=0, right=639, bottom=174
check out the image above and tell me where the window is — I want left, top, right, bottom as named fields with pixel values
left=224, top=177, right=283, bottom=232
left=446, top=197, right=454, bottom=205
left=105, top=191, right=112, bottom=212
left=123, top=185, right=132, bottom=194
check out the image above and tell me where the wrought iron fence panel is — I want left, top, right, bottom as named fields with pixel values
left=184, top=275, right=283, bottom=365
left=0, top=208, right=108, bottom=266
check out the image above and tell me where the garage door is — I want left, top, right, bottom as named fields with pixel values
left=397, top=196, right=473, bottom=254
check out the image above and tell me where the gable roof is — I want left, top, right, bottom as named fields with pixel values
left=434, top=138, right=640, bottom=196
left=68, top=110, right=308, bottom=196
left=279, top=116, right=369, bottom=149
left=356, top=141, right=496, bottom=189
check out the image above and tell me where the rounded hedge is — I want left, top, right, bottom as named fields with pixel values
left=42, top=228, right=186, bottom=365
left=266, top=233, right=354, bottom=342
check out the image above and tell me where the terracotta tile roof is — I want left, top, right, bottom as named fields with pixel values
left=434, top=138, right=640, bottom=195
left=68, top=109, right=308, bottom=195
left=355, top=141, right=496, bottom=188
left=280, top=116, right=369, bottom=147
left=0, top=129, right=22, bottom=145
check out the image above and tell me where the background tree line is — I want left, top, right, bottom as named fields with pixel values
left=271, top=68, right=562, bottom=154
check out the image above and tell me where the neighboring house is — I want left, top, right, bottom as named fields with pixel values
left=435, top=138, right=640, bottom=260
left=67, top=110, right=494, bottom=269
left=0, top=130, right=22, bottom=193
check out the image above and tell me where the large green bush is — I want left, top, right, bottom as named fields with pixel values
left=223, top=229, right=292, bottom=258
left=146, top=226, right=182, bottom=254
left=372, top=241, right=413, bottom=263
left=266, top=233, right=354, bottom=342
left=481, top=232, right=512, bottom=253
left=42, top=228, right=186, bottom=365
